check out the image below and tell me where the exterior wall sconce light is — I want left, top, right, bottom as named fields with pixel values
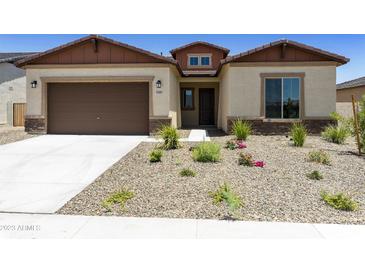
left=31, top=81, right=37, bottom=88
left=156, top=80, right=162, bottom=88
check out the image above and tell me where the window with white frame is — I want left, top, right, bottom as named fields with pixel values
left=265, top=77, right=300, bottom=119
left=188, top=55, right=211, bottom=67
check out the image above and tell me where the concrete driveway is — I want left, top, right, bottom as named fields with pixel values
left=0, top=135, right=147, bottom=213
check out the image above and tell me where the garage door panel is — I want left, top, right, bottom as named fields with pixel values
left=47, top=82, right=149, bottom=134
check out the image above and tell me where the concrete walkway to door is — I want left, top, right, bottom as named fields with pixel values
left=0, top=135, right=147, bottom=213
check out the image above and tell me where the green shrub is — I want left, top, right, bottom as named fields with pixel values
left=238, top=152, right=254, bottom=167
left=209, top=183, right=243, bottom=211
left=149, top=149, right=163, bottom=163
left=330, top=111, right=354, bottom=135
left=225, top=140, right=236, bottom=150
left=320, top=191, right=358, bottom=211
left=192, top=142, right=221, bottom=162
left=307, top=170, right=323, bottom=180
left=159, top=125, right=180, bottom=150
left=231, top=119, right=252, bottom=140
left=102, top=190, right=134, bottom=211
left=308, top=150, right=330, bottom=165
left=290, top=123, right=307, bottom=147
left=179, top=168, right=196, bottom=177
left=321, top=125, right=350, bottom=144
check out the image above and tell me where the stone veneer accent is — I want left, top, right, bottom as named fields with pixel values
left=149, top=117, right=172, bottom=134
left=227, top=118, right=336, bottom=135
left=25, top=117, right=46, bottom=133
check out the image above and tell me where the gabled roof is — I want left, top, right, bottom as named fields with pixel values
left=15, top=35, right=178, bottom=67
left=337, top=76, right=365, bottom=90
left=222, top=39, right=349, bottom=65
left=0, top=52, right=38, bottom=64
left=170, top=41, right=230, bottom=58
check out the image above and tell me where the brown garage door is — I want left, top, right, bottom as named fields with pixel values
left=47, top=82, right=149, bottom=134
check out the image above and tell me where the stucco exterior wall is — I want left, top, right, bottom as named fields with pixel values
left=221, top=64, right=336, bottom=121
left=336, top=102, right=353, bottom=118
left=337, top=86, right=365, bottom=102
left=169, top=68, right=180, bottom=127
left=25, top=66, right=175, bottom=120
left=336, top=86, right=365, bottom=118
left=0, top=63, right=26, bottom=125
left=218, top=65, right=230, bottom=131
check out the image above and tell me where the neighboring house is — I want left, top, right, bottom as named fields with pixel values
left=0, top=52, right=37, bottom=126
left=336, top=76, right=365, bottom=117
left=15, top=35, right=349, bottom=135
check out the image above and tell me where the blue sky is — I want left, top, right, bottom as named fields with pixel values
left=1, top=34, right=364, bottom=83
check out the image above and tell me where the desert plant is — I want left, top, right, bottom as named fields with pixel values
left=320, top=191, right=358, bottom=211
left=149, top=149, right=163, bottom=163
left=308, top=150, right=330, bottom=165
left=321, top=125, right=350, bottom=144
left=179, top=168, right=196, bottom=177
left=209, top=183, right=244, bottom=212
left=159, top=125, right=180, bottom=150
left=330, top=111, right=354, bottom=135
left=192, top=142, right=221, bottom=162
left=102, top=189, right=134, bottom=211
left=290, top=123, right=307, bottom=147
left=225, top=140, right=237, bottom=150
left=231, top=119, right=252, bottom=140
left=306, top=170, right=323, bottom=180
left=238, top=152, right=254, bottom=166
left=225, top=140, right=247, bottom=150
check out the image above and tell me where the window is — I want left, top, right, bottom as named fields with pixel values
left=181, top=88, right=194, bottom=110
left=265, top=78, right=300, bottom=119
left=189, top=57, right=199, bottom=66
left=188, top=55, right=211, bottom=67
left=201, top=56, right=210, bottom=66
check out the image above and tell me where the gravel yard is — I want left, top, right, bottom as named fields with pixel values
left=0, top=127, right=35, bottom=145
left=177, top=129, right=191, bottom=138
left=58, top=135, right=365, bottom=224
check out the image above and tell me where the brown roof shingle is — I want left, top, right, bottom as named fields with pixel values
left=222, top=39, right=349, bottom=65
left=0, top=52, right=38, bottom=64
left=337, top=76, right=365, bottom=90
left=15, top=35, right=178, bottom=67
left=170, top=41, right=230, bottom=57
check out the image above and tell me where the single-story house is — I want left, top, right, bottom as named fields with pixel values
left=15, top=35, right=349, bottom=135
left=336, top=76, right=365, bottom=117
left=0, top=52, right=37, bottom=126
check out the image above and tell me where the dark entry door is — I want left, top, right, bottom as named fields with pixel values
left=199, top=88, right=215, bottom=125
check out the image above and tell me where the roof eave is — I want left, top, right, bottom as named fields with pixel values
left=221, top=40, right=350, bottom=66
left=15, top=34, right=178, bottom=68
left=170, top=41, right=230, bottom=55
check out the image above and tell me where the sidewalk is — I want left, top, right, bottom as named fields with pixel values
left=146, top=129, right=211, bottom=143
left=1, top=213, right=364, bottom=239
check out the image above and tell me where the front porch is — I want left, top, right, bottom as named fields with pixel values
left=179, top=82, right=219, bottom=129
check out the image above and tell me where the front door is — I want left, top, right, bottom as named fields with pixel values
left=199, top=88, right=215, bottom=125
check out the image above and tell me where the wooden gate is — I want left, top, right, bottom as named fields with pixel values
left=13, top=103, right=26, bottom=127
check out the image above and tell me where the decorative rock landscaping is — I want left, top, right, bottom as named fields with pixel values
left=58, top=135, right=365, bottom=225
left=0, top=127, right=35, bottom=145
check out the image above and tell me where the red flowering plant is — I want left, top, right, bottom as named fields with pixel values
left=254, top=160, right=265, bottom=168
left=238, top=153, right=265, bottom=168
left=237, top=141, right=247, bottom=149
